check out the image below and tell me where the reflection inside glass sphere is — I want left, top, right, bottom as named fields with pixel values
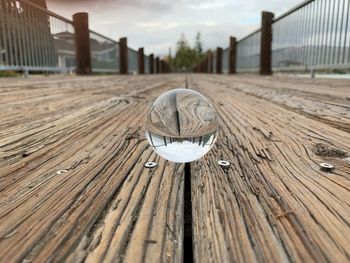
left=145, top=89, right=219, bottom=163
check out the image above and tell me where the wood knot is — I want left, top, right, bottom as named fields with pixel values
left=313, top=143, right=348, bottom=159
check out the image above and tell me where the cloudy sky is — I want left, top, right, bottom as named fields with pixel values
left=47, top=0, right=302, bottom=57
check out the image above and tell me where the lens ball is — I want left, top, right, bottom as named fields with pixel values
left=145, top=89, right=219, bottom=163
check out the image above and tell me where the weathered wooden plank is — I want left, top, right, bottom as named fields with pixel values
left=1, top=74, right=349, bottom=263
left=200, top=74, right=350, bottom=132
left=0, top=75, right=185, bottom=262
left=189, top=75, right=350, bottom=263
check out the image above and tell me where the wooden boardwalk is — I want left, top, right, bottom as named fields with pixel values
left=0, top=74, right=349, bottom=263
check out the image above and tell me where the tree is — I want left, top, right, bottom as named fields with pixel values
left=172, top=33, right=197, bottom=72
left=177, top=33, right=188, bottom=51
left=195, top=32, right=203, bottom=56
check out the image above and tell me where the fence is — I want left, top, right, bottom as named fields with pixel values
left=0, top=0, right=168, bottom=74
left=212, top=52, right=217, bottom=73
left=90, top=30, right=119, bottom=73
left=128, top=48, right=138, bottom=74
left=144, top=55, right=150, bottom=74
left=236, top=30, right=261, bottom=72
left=194, top=0, right=350, bottom=74
left=0, top=0, right=75, bottom=72
left=272, top=0, right=350, bottom=71
left=222, top=48, right=229, bottom=74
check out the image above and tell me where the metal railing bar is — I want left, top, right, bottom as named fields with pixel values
left=311, top=0, right=319, bottom=65
left=236, top=68, right=259, bottom=72
left=0, top=65, right=74, bottom=71
left=344, top=0, right=350, bottom=63
left=333, top=0, right=341, bottom=65
left=92, top=68, right=119, bottom=73
left=317, top=0, right=325, bottom=65
left=273, top=0, right=314, bottom=23
left=7, top=1, right=15, bottom=66
left=237, top=28, right=261, bottom=43
left=28, top=3, right=36, bottom=67
left=306, top=1, right=313, bottom=66
left=89, top=29, right=119, bottom=44
left=1, top=2, right=9, bottom=65
left=329, top=0, right=336, bottom=65
left=273, top=63, right=350, bottom=71
left=14, top=1, right=24, bottom=66
left=17, top=0, right=73, bottom=24
left=336, top=0, right=345, bottom=64
left=323, top=0, right=331, bottom=65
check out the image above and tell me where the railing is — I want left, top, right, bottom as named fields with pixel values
left=144, top=55, right=150, bottom=74
left=128, top=48, right=138, bottom=74
left=0, top=0, right=167, bottom=74
left=90, top=30, right=119, bottom=73
left=236, top=30, right=261, bottom=72
left=194, top=0, right=350, bottom=74
left=222, top=48, right=229, bottom=74
left=0, top=0, right=75, bottom=72
left=273, top=0, right=350, bottom=70
left=212, top=52, right=217, bottom=73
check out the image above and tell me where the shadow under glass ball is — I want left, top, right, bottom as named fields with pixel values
left=145, top=89, right=219, bottom=163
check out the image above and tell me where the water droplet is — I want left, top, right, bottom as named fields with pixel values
left=145, top=89, right=219, bottom=163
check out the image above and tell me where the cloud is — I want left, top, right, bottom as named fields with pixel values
left=188, top=1, right=229, bottom=10
left=136, top=22, right=183, bottom=31
left=200, top=21, right=218, bottom=27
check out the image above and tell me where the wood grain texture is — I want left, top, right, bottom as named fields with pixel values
left=145, top=89, right=218, bottom=137
left=0, top=75, right=185, bottom=263
left=189, top=75, right=350, bottom=263
left=0, top=74, right=349, bottom=263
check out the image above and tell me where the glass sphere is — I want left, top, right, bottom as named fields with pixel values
left=145, top=89, right=219, bottom=163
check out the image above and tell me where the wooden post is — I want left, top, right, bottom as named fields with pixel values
left=155, top=57, right=160, bottom=74
left=260, top=11, right=274, bottom=75
left=160, top=60, right=163, bottom=73
left=160, top=60, right=168, bottom=73
left=119, top=37, right=128, bottom=74
left=229, top=37, right=237, bottom=74
left=162, top=61, right=168, bottom=73
left=208, top=53, right=213, bottom=74
left=202, top=59, right=207, bottom=73
left=216, top=47, right=223, bottom=74
left=138, top=48, right=144, bottom=74
left=73, top=12, right=92, bottom=75
left=149, top=54, right=154, bottom=74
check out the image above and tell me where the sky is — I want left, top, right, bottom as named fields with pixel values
left=46, top=0, right=302, bottom=57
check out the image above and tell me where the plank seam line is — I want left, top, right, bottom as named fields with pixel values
left=183, top=162, right=193, bottom=263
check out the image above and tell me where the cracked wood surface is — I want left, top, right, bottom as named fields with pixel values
left=188, top=75, right=350, bottom=263
left=0, top=75, right=185, bottom=263
left=0, top=74, right=349, bottom=263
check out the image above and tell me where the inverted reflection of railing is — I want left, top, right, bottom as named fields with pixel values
left=237, top=30, right=261, bottom=72
left=148, top=132, right=216, bottom=149
left=0, top=0, right=75, bottom=72
left=90, top=30, right=119, bottom=73
left=273, top=0, right=350, bottom=70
